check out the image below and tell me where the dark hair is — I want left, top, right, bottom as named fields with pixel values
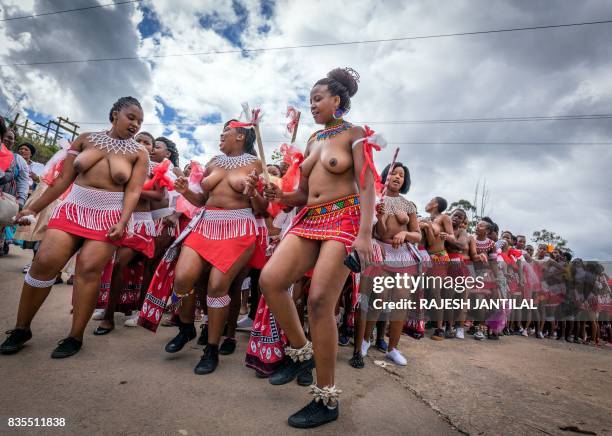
left=452, top=208, right=467, bottom=218
left=381, top=162, right=410, bottom=194
left=479, top=220, right=491, bottom=230
left=267, top=163, right=282, bottom=173
left=314, top=67, right=359, bottom=113
left=434, top=196, right=447, bottom=213
left=0, top=117, right=7, bottom=139
left=155, top=136, right=179, bottom=167
left=562, top=251, right=573, bottom=262
left=18, top=141, right=36, bottom=157
left=224, top=119, right=256, bottom=156
left=481, top=216, right=498, bottom=233
left=136, top=131, right=155, bottom=143
left=109, top=96, right=142, bottom=122
left=516, top=234, right=526, bottom=240
left=502, top=230, right=514, bottom=239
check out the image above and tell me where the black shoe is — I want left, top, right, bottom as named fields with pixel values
left=297, top=368, right=314, bottom=386
left=218, top=337, right=236, bottom=355
left=349, top=352, right=364, bottom=369
left=194, top=344, right=219, bottom=375
left=1, top=329, right=32, bottom=354
left=51, top=337, right=82, bottom=358
left=269, top=356, right=315, bottom=386
left=375, top=338, right=388, bottom=352
left=93, top=324, right=114, bottom=336
left=288, top=399, right=339, bottom=429
left=164, top=320, right=196, bottom=353
left=197, top=323, right=208, bottom=346
left=338, top=335, right=350, bottom=346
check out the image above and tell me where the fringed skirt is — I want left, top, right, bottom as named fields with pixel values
left=379, top=241, right=419, bottom=274
left=48, top=184, right=124, bottom=245
left=151, top=207, right=179, bottom=238
left=183, top=207, right=257, bottom=273
left=122, top=211, right=156, bottom=258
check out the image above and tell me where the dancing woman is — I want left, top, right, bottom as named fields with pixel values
left=1, top=97, right=148, bottom=358
left=157, top=119, right=267, bottom=375
left=94, top=132, right=163, bottom=334
left=261, top=67, right=377, bottom=428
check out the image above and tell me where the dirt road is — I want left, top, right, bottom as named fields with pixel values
left=0, top=247, right=457, bottom=435
left=1, top=246, right=610, bottom=435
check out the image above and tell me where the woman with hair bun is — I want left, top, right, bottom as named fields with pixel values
left=1, top=96, right=149, bottom=358
left=261, top=67, right=379, bottom=428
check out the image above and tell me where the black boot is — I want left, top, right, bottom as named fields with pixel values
left=288, top=400, right=339, bottom=429
left=164, top=320, right=196, bottom=353
left=197, top=323, right=208, bottom=346
left=297, top=367, right=314, bottom=386
left=218, top=337, right=236, bottom=355
left=1, top=329, right=32, bottom=355
left=51, top=337, right=82, bottom=358
left=194, top=344, right=219, bottom=375
left=269, top=355, right=315, bottom=385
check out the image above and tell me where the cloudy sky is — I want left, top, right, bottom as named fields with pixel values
left=1, top=0, right=611, bottom=259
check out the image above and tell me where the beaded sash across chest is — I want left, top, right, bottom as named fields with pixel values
left=88, top=131, right=142, bottom=154
left=210, top=153, right=257, bottom=170
left=315, top=119, right=352, bottom=141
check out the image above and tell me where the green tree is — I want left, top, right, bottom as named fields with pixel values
left=531, top=229, right=572, bottom=254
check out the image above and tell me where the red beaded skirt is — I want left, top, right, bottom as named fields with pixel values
left=287, top=194, right=360, bottom=248
left=48, top=184, right=125, bottom=245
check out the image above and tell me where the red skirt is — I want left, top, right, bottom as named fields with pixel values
left=48, top=184, right=125, bottom=245
left=429, top=249, right=450, bottom=277
left=122, top=211, right=156, bottom=258
left=97, top=257, right=145, bottom=314
left=247, top=217, right=269, bottom=270
left=245, top=295, right=288, bottom=376
left=288, top=194, right=360, bottom=248
left=151, top=207, right=179, bottom=238
left=448, top=252, right=470, bottom=278
left=183, top=207, right=257, bottom=273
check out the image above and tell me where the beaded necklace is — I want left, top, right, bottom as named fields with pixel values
left=315, top=119, right=352, bottom=141
left=211, top=153, right=257, bottom=170
left=88, top=131, right=142, bottom=154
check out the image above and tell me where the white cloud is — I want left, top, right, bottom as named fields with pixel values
left=1, top=0, right=611, bottom=259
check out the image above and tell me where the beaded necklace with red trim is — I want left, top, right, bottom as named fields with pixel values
left=315, top=119, right=352, bottom=141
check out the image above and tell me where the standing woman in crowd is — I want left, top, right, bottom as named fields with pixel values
left=1, top=97, right=148, bottom=358
left=1, top=123, right=29, bottom=255
left=261, top=67, right=377, bottom=428
left=353, top=161, right=420, bottom=368
left=155, top=119, right=267, bottom=375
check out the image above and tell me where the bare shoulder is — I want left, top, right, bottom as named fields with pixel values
left=70, top=132, right=93, bottom=150
left=349, top=125, right=365, bottom=142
